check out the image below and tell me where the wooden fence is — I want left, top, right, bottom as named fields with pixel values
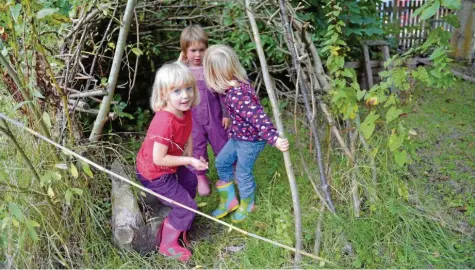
left=378, top=0, right=455, bottom=50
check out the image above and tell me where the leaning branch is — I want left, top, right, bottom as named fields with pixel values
left=245, top=0, right=303, bottom=264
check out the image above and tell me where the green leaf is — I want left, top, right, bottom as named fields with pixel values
left=388, top=131, right=404, bottom=151
left=70, top=164, right=78, bottom=179
left=10, top=4, right=22, bottom=23
left=394, top=150, right=408, bottom=167
left=37, top=8, right=59, bottom=19
left=360, top=111, right=380, bottom=139
left=32, top=89, right=45, bottom=99
left=13, top=100, right=31, bottom=111
left=442, top=14, right=460, bottom=28
left=11, top=218, right=19, bottom=227
left=441, top=0, right=461, bottom=9
left=71, top=188, right=83, bottom=196
left=108, top=42, right=115, bottom=49
left=8, top=203, right=24, bottom=220
left=42, top=112, right=52, bottom=129
left=27, top=219, right=41, bottom=227
left=384, top=94, right=397, bottom=108
left=386, top=106, right=403, bottom=124
left=47, top=186, right=55, bottom=198
left=81, top=161, right=94, bottom=178
left=65, top=189, right=72, bottom=205
left=131, top=47, right=143, bottom=56
left=356, top=89, right=366, bottom=101
left=28, top=226, right=39, bottom=242
left=429, top=47, right=445, bottom=60
left=420, top=1, right=440, bottom=20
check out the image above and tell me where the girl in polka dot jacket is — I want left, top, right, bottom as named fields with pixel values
left=203, top=44, right=289, bottom=223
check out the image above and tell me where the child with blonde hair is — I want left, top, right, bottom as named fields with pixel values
left=179, top=24, right=230, bottom=196
left=203, top=45, right=289, bottom=223
left=136, top=62, right=208, bottom=261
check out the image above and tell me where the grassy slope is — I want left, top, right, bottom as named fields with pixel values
left=1, top=80, right=473, bottom=268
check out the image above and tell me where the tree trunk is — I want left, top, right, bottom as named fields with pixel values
left=450, top=0, right=475, bottom=62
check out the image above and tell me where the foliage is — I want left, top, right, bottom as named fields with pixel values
left=321, top=0, right=459, bottom=167
left=296, top=0, right=387, bottom=60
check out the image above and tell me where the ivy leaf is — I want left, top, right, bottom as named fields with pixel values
left=394, top=150, right=407, bottom=167
left=360, top=111, right=379, bottom=139
left=442, top=14, right=460, bottom=28
left=36, top=8, right=59, bottom=19
left=70, top=163, right=79, bottom=179
left=386, top=106, right=403, bottom=124
left=420, top=1, right=440, bottom=20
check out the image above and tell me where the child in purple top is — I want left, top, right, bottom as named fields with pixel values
left=203, top=45, right=289, bottom=223
left=179, top=25, right=229, bottom=196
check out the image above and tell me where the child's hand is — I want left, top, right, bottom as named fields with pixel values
left=183, top=145, right=192, bottom=157
left=275, top=137, right=290, bottom=152
left=190, top=157, right=208, bottom=170
left=222, top=117, right=230, bottom=129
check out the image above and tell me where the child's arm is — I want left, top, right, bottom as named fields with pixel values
left=153, top=142, right=208, bottom=170
left=219, top=94, right=230, bottom=129
left=231, top=85, right=289, bottom=152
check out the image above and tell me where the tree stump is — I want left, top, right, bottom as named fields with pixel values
left=110, top=159, right=145, bottom=249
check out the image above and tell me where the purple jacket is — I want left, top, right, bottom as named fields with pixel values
left=222, top=81, right=278, bottom=145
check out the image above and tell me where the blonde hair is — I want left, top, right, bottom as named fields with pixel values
left=180, top=25, right=208, bottom=53
left=203, top=45, right=249, bottom=94
left=150, top=62, right=200, bottom=111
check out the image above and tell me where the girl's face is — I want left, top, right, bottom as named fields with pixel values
left=185, top=42, right=207, bottom=67
left=164, top=85, right=194, bottom=117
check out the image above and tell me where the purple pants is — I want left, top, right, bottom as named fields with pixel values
left=191, top=81, right=228, bottom=175
left=137, top=166, right=197, bottom=231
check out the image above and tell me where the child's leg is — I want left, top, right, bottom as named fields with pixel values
left=139, top=174, right=197, bottom=231
left=232, top=140, right=267, bottom=223
left=176, top=166, right=198, bottom=200
left=138, top=173, right=196, bottom=261
left=191, top=124, right=211, bottom=196
left=212, top=139, right=239, bottom=218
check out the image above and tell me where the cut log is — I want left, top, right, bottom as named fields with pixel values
left=110, top=159, right=145, bottom=249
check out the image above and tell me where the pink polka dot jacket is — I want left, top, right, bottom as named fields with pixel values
left=221, top=81, right=278, bottom=146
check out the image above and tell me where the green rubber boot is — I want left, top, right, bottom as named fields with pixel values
left=211, top=180, right=239, bottom=219
left=231, top=193, right=255, bottom=223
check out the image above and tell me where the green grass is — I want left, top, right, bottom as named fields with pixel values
left=1, top=80, right=474, bottom=268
